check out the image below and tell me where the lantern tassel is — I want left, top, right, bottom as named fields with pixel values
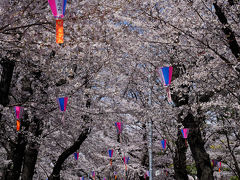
left=110, top=159, right=112, bottom=166
left=185, top=139, right=188, bottom=147
left=166, top=86, right=173, bottom=104
left=16, top=120, right=20, bottom=131
left=115, top=175, right=117, bottom=180
left=56, top=19, right=64, bottom=44
left=62, top=113, right=65, bottom=125
left=125, top=164, right=127, bottom=171
left=219, top=168, right=220, bottom=172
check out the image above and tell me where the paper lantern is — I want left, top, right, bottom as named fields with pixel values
left=123, top=156, right=129, bottom=170
left=181, top=128, right=189, bottom=147
left=48, top=0, right=67, bottom=44
left=115, top=122, right=123, bottom=134
left=57, top=97, right=68, bottom=124
left=14, top=106, right=23, bottom=131
left=157, top=66, right=173, bottom=104
left=108, top=149, right=113, bottom=166
left=74, top=152, right=79, bottom=160
left=161, top=139, right=167, bottom=150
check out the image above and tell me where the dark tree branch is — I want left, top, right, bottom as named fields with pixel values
left=213, top=3, right=240, bottom=62
left=49, top=127, right=91, bottom=180
left=2, top=132, right=27, bottom=180
left=173, top=130, right=188, bottom=180
left=0, top=58, right=15, bottom=106
left=0, top=22, right=51, bottom=33
left=225, top=132, right=240, bottom=178
left=228, top=0, right=234, bottom=6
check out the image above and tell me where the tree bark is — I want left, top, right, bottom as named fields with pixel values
left=137, top=123, right=149, bottom=180
left=0, top=58, right=25, bottom=180
left=188, top=128, right=213, bottom=180
left=2, top=133, right=27, bottom=180
left=213, top=2, right=240, bottom=62
left=173, top=130, right=188, bottom=180
left=48, top=127, right=91, bottom=180
left=21, top=143, right=39, bottom=180
left=182, top=112, right=213, bottom=180
left=141, top=122, right=148, bottom=168
left=21, top=116, right=43, bottom=180
left=0, top=58, right=15, bottom=106
left=172, top=79, right=214, bottom=180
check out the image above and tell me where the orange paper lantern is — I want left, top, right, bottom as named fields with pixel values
left=16, top=120, right=20, bottom=131
left=56, top=19, right=64, bottom=44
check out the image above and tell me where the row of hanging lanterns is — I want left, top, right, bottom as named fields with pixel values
left=14, top=97, right=68, bottom=131
left=13, top=66, right=222, bottom=178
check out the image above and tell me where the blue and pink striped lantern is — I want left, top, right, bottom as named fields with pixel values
left=217, top=162, right=221, bottom=172
left=80, top=177, right=84, bottom=180
left=161, top=139, right=167, bottom=150
left=123, top=156, right=129, bottom=170
left=115, top=122, right=123, bottom=134
left=164, top=169, right=169, bottom=176
left=57, top=97, right=68, bottom=124
left=48, top=0, right=67, bottom=43
left=181, top=128, right=189, bottom=147
left=14, top=106, right=23, bottom=131
left=74, top=152, right=79, bottom=160
left=92, top=171, right=95, bottom=180
left=212, top=160, right=218, bottom=167
left=108, top=149, right=114, bottom=166
left=157, top=66, right=173, bottom=104
left=144, top=171, right=150, bottom=179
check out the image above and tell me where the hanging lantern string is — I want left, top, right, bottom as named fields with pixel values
left=185, top=139, right=188, bottom=147
left=62, top=112, right=65, bottom=126
left=166, top=86, right=173, bottom=104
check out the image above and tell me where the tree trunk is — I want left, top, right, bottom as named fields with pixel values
left=0, top=58, right=15, bottom=106
left=2, top=133, right=27, bottom=180
left=173, top=130, right=188, bottom=180
left=138, top=122, right=148, bottom=180
left=21, top=116, right=43, bottom=180
left=172, top=79, right=214, bottom=180
left=182, top=112, right=213, bottom=180
left=0, top=58, right=25, bottom=180
left=141, top=122, right=148, bottom=167
left=21, top=143, right=39, bottom=180
left=188, top=128, right=213, bottom=180
left=213, top=2, right=240, bottom=62
left=48, top=127, right=91, bottom=180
